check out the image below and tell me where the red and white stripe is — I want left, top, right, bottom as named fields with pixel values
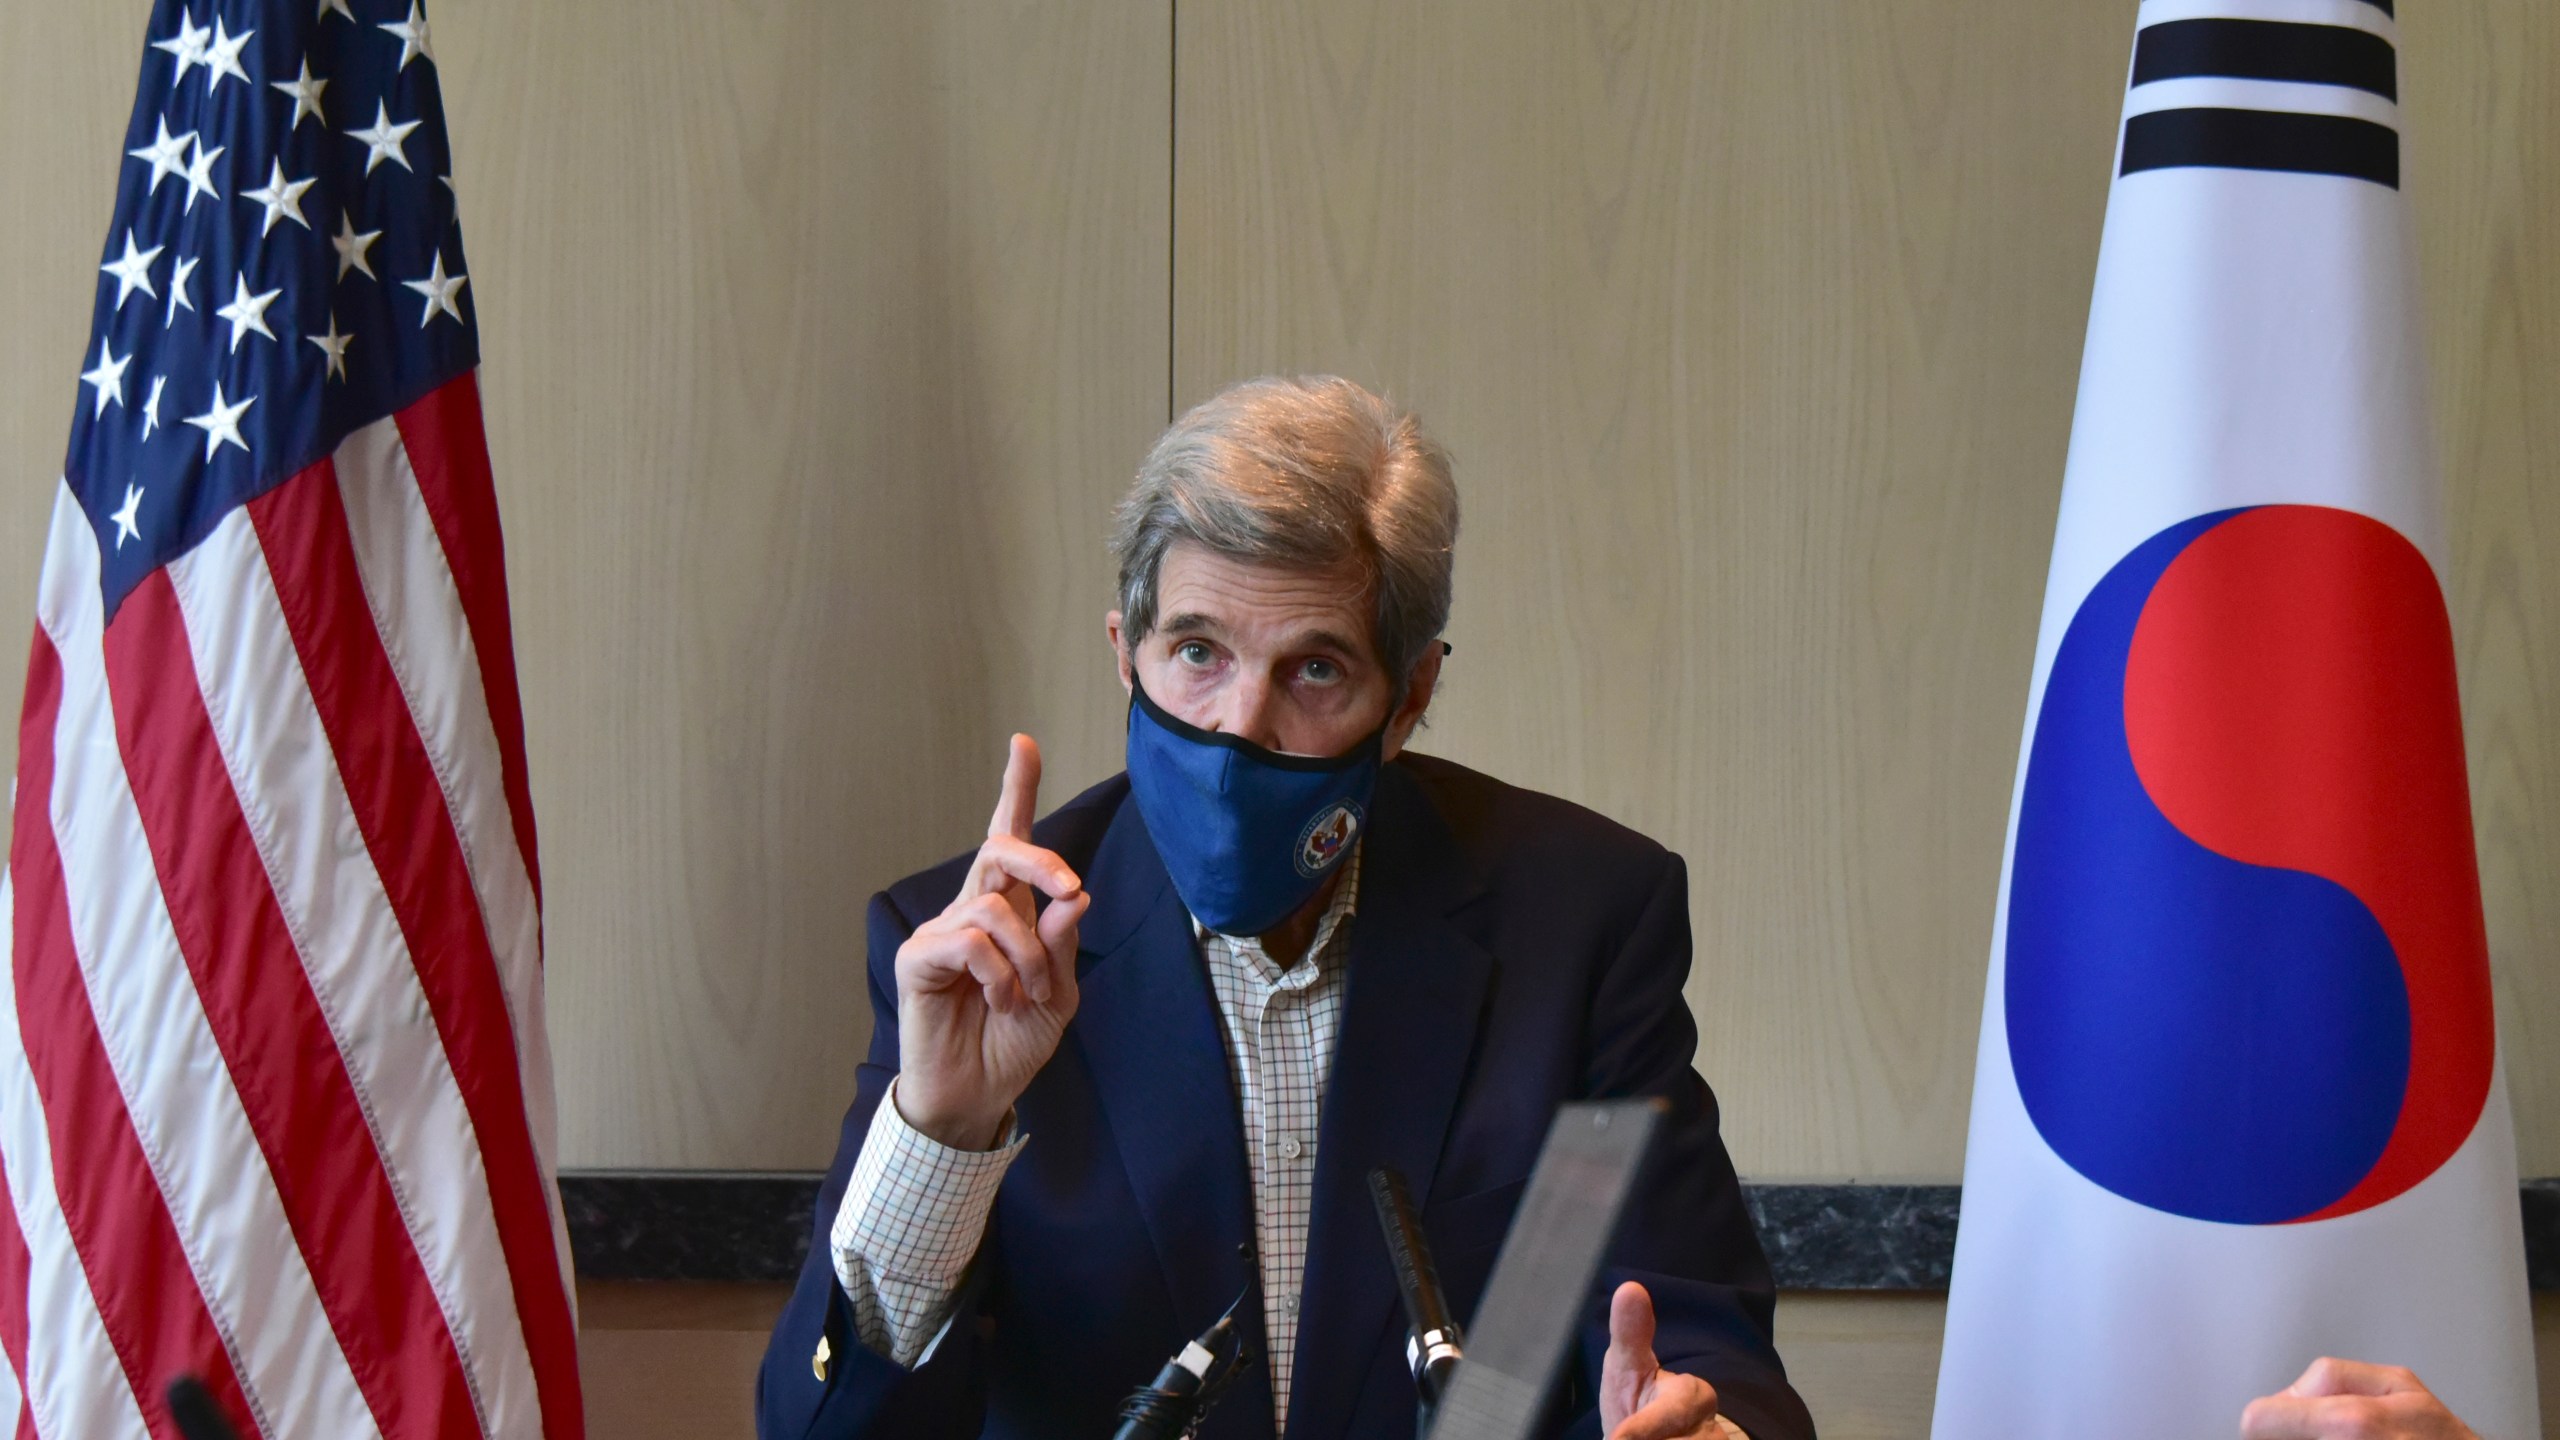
left=340, top=403, right=569, bottom=1308
left=0, top=374, right=581, bottom=1440
left=0, top=873, right=153, bottom=1440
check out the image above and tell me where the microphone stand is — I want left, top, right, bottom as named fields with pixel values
left=1369, top=1166, right=1463, bottom=1437
left=1109, top=1284, right=1256, bottom=1440
left=167, top=1377, right=241, bottom=1440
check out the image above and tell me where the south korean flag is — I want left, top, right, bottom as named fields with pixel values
left=1932, top=4, right=2541, bottom=1438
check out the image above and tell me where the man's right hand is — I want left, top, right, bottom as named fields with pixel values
left=892, top=735, right=1090, bottom=1150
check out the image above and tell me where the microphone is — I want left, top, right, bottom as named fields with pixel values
left=1368, top=1166, right=1462, bottom=1427
left=166, top=1377, right=241, bottom=1440
left=1109, top=1284, right=1256, bottom=1440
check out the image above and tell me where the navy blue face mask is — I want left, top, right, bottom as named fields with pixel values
left=1124, top=679, right=1383, bottom=937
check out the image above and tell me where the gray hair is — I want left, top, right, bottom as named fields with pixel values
left=1111, top=376, right=1460, bottom=690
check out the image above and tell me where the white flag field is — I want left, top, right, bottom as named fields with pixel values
left=1934, top=2, right=2539, bottom=1437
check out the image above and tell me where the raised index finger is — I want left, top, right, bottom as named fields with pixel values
left=990, top=734, right=1042, bottom=841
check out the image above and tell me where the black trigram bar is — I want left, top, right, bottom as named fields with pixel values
left=2359, top=0, right=2394, bottom=13
left=2121, top=107, right=2400, bottom=187
left=2134, top=19, right=2398, bottom=100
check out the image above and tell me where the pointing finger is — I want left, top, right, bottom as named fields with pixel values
left=989, top=734, right=1042, bottom=842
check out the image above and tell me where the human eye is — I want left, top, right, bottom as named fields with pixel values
left=1297, top=656, right=1344, bottom=686
left=1175, top=639, right=1218, bottom=668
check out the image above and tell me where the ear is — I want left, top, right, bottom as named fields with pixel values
left=1106, top=610, right=1133, bottom=693
left=1380, top=641, right=1445, bottom=762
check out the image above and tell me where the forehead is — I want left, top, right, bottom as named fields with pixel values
left=1154, top=541, right=1374, bottom=654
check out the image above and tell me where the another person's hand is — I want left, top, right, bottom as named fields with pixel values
left=1599, top=1281, right=1725, bottom=1439
left=2241, top=1357, right=2480, bottom=1440
left=892, top=735, right=1089, bottom=1150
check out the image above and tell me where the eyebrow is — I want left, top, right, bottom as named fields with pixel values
left=1159, top=613, right=1368, bottom=662
left=1157, top=611, right=1229, bottom=637
left=1295, top=629, right=1368, bottom=659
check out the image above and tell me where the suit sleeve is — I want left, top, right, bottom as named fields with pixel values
left=754, top=889, right=991, bottom=1440
left=1562, top=851, right=1818, bottom=1440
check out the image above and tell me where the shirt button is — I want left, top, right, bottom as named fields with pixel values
left=1283, top=1293, right=1301, bottom=1318
left=1277, top=1135, right=1304, bottom=1161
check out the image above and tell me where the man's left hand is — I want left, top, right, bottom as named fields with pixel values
left=1599, top=1280, right=1725, bottom=1439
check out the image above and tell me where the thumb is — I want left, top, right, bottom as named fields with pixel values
left=1608, top=1281, right=1658, bottom=1365
left=1600, top=1282, right=1661, bottom=1432
left=1037, top=890, right=1089, bottom=1009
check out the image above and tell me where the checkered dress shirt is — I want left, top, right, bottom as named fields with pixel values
left=1195, top=847, right=1360, bottom=1435
left=827, top=1086, right=1026, bottom=1369
left=830, top=850, right=1361, bottom=1435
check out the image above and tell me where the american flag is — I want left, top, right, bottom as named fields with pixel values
left=0, top=3, right=582, bottom=1438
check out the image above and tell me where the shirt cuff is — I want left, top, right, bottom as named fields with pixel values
left=828, top=1078, right=1027, bottom=1365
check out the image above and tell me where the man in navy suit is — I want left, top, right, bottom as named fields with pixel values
left=757, top=377, right=1814, bottom=1440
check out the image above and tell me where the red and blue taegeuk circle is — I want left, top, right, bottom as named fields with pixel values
left=2006, top=505, right=2494, bottom=1224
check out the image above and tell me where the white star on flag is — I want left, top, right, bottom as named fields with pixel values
left=318, top=0, right=355, bottom=20
left=100, top=229, right=163, bottom=308
left=141, top=375, right=167, bottom=439
left=79, top=340, right=130, bottom=421
left=181, top=381, right=254, bottom=460
left=110, top=484, right=145, bottom=550
left=167, top=254, right=198, bottom=327
left=128, top=118, right=194, bottom=194
left=216, top=272, right=283, bottom=352
left=203, top=17, right=255, bottom=93
left=308, top=316, right=353, bottom=382
left=152, top=9, right=211, bottom=84
left=273, top=59, right=328, bottom=129
left=243, top=159, right=316, bottom=235
left=349, top=101, right=421, bottom=175
left=331, top=211, right=381, bottom=280
left=381, top=2, right=435, bottom=71
left=404, top=252, right=468, bottom=327
left=182, top=136, right=225, bottom=213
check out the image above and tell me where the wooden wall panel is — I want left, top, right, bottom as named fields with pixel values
left=0, top=2, right=2552, bottom=1182
left=1176, top=0, right=2119, bottom=1179
left=0, top=11, right=135, bottom=760
left=2404, top=2, right=2560, bottom=1182
left=436, top=0, right=1171, bottom=1169
left=0, top=1, right=1171, bottom=1171
left=1176, top=0, right=2560, bottom=1180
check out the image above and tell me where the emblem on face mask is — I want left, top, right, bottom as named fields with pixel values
left=1295, top=800, right=1362, bottom=878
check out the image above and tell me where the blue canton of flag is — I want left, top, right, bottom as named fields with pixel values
left=74, top=0, right=475, bottom=620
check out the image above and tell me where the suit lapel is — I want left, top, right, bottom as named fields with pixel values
left=1286, top=762, right=1495, bottom=1439
left=1067, top=799, right=1271, bottom=1432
